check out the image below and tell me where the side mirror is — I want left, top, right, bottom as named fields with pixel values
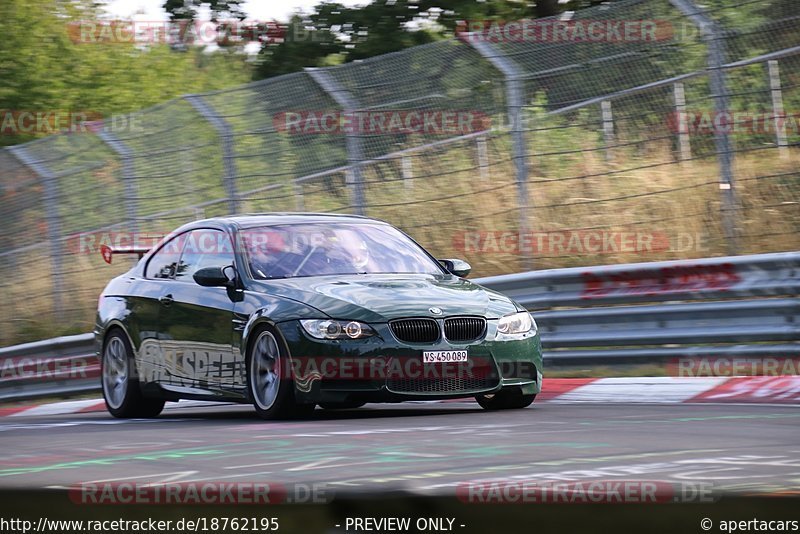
left=439, top=258, right=471, bottom=278
left=193, top=266, right=236, bottom=287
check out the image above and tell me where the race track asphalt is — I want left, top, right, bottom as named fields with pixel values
left=2, top=401, right=798, bottom=495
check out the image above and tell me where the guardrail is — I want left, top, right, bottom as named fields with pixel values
left=1, top=252, right=798, bottom=401
left=482, top=251, right=800, bottom=366
left=0, top=333, right=97, bottom=402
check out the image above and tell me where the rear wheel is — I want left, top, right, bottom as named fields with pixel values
left=476, top=388, right=535, bottom=410
left=102, top=329, right=165, bottom=418
left=247, top=326, right=315, bottom=420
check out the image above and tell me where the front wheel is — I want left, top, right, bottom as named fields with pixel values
left=102, top=330, right=165, bottom=418
left=476, top=388, right=535, bottom=410
left=247, top=326, right=314, bottom=420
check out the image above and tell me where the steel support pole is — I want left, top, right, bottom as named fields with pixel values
left=601, top=100, right=615, bottom=162
left=306, top=68, right=366, bottom=216
left=670, top=0, right=738, bottom=254
left=401, top=156, right=414, bottom=197
left=467, top=39, right=531, bottom=269
left=767, top=60, right=789, bottom=158
left=477, top=135, right=490, bottom=182
left=185, top=95, right=240, bottom=214
left=96, top=130, right=138, bottom=230
left=673, top=82, right=693, bottom=161
left=293, top=181, right=305, bottom=212
left=7, top=146, right=64, bottom=316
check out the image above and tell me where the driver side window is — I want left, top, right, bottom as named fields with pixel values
left=145, top=233, right=187, bottom=279
left=174, top=229, right=235, bottom=283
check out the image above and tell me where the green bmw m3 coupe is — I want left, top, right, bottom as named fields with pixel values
left=95, top=214, right=543, bottom=419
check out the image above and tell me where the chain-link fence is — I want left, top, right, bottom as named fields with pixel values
left=1, top=0, right=799, bottom=345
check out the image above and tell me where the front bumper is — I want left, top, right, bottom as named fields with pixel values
left=276, top=320, right=543, bottom=404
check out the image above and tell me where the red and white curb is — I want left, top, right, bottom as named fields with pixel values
left=1, top=376, right=798, bottom=418
left=0, top=398, right=226, bottom=418
left=540, top=376, right=800, bottom=404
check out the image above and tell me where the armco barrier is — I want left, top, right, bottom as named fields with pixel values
left=0, top=333, right=97, bottom=402
left=480, top=251, right=799, bottom=308
left=477, top=251, right=800, bottom=366
left=0, top=252, right=798, bottom=401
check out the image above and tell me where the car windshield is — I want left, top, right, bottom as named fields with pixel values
left=240, top=222, right=444, bottom=279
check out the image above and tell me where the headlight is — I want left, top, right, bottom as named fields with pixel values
left=300, top=319, right=376, bottom=340
left=495, top=311, right=536, bottom=339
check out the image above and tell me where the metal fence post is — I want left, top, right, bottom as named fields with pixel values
left=670, top=0, right=738, bottom=254
left=601, top=100, right=615, bottom=162
left=306, top=68, right=366, bottom=216
left=7, top=146, right=64, bottom=316
left=184, top=95, right=240, bottom=214
left=673, top=82, right=693, bottom=161
left=96, top=130, right=138, bottom=230
left=401, top=156, right=414, bottom=197
left=477, top=135, right=490, bottom=182
left=767, top=60, right=789, bottom=158
left=467, top=39, right=531, bottom=269
left=293, top=181, right=305, bottom=211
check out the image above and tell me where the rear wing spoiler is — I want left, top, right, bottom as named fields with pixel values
left=100, top=244, right=151, bottom=264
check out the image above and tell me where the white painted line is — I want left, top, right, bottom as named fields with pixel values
left=166, top=399, right=235, bottom=409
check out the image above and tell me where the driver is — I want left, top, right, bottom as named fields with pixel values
left=323, top=228, right=371, bottom=272
left=245, top=229, right=298, bottom=278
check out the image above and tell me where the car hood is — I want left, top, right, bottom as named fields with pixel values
left=250, top=273, right=518, bottom=322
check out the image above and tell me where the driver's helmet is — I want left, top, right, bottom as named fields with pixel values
left=326, top=228, right=370, bottom=271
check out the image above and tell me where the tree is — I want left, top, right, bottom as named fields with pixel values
left=253, top=0, right=611, bottom=80
left=0, top=0, right=251, bottom=146
left=163, top=0, right=245, bottom=21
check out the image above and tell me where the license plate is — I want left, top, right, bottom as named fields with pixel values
left=423, top=350, right=468, bottom=363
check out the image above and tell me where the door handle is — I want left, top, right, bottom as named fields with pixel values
left=159, top=294, right=174, bottom=306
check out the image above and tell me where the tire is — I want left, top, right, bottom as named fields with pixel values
left=247, top=325, right=315, bottom=420
left=476, top=388, right=536, bottom=410
left=319, top=401, right=367, bottom=410
left=102, top=329, right=165, bottom=418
